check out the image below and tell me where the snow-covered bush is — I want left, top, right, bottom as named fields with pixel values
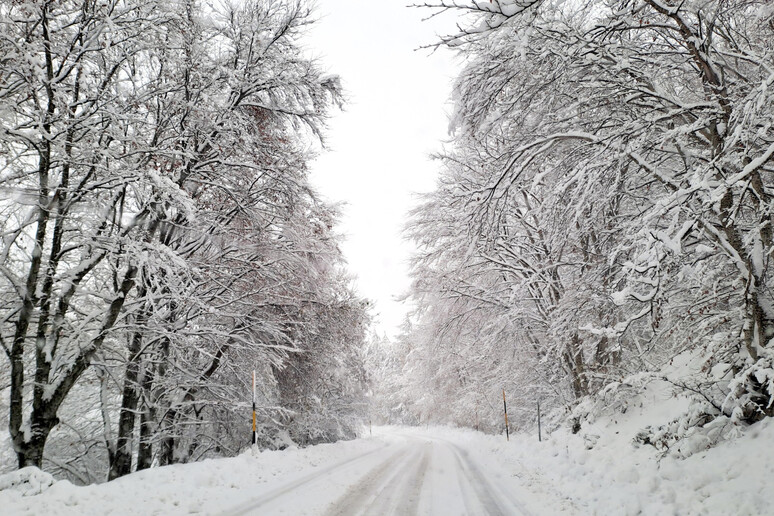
left=725, top=350, right=774, bottom=424
left=0, top=468, right=56, bottom=497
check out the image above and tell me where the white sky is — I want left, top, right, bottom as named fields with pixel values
left=304, top=1, right=459, bottom=338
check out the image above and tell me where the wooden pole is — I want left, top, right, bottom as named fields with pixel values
left=252, top=370, right=256, bottom=445
left=537, top=399, right=542, bottom=442
left=502, top=389, right=509, bottom=441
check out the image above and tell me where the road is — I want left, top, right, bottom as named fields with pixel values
left=222, top=429, right=532, bottom=516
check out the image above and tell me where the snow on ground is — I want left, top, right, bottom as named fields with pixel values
left=396, top=415, right=774, bottom=515
left=2, top=386, right=773, bottom=516
left=0, top=438, right=385, bottom=516
left=421, top=349, right=774, bottom=515
left=1, top=427, right=564, bottom=516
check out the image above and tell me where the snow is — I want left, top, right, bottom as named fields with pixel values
left=511, top=354, right=774, bottom=515
left=3, top=401, right=773, bottom=515
left=0, top=468, right=56, bottom=497
left=725, top=140, right=774, bottom=186
left=0, top=439, right=384, bottom=516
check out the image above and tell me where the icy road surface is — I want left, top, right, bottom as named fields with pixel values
left=224, top=428, right=532, bottom=516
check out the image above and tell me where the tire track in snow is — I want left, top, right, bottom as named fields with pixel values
left=394, top=444, right=431, bottom=514
left=324, top=443, right=431, bottom=516
left=221, top=443, right=392, bottom=516
left=222, top=431, right=533, bottom=516
left=449, top=443, right=532, bottom=516
left=386, top=430, right=533, bottom=515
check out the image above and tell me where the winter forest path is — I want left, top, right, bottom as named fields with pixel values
left=222, top=428, right=532, bottom=516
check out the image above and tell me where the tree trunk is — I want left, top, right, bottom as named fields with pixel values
left=12, top=265, right=137, bottom=469
left=564, top=333, right=588, bottom=398
left=158, top=434, right=175, bottom=467
left=109, top=304, right=147, bottom=480
left=136, top=360, right=156, bottom=471
left=136, top=411, right=154, bottom=471
left=17, top=416, right=57, bottom=469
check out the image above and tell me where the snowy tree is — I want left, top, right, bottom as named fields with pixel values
left=401, top=0, right=774, bottom=430
left=0, top=0, right=369, bottom=481
left=0, top=0, right=181, bottom=469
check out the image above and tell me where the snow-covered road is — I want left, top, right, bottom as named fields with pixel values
left=225, top=429, right=531, bottom=516
left=5, top=417, right=773, bottom=515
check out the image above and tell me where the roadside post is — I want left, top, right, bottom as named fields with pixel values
left=537, top=399, right=542, bottom=442
left=252, top=370, right=257, bottom=445
left=502, top=389, right=510, bottom=441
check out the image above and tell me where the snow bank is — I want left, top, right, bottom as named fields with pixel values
left=517, top=412, right=773, bottom=515
left=0, top=438, right=383, bottom=515
left=0, top=467, right=56, bottom=497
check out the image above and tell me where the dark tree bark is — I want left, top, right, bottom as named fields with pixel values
left=109, top=290, right=148, bottom=480
left=13, top=266, right=137, bottom=467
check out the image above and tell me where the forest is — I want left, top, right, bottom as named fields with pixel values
left=0, top=0, right=369, bottom=483
left=372, top=0, right=774, bottom=448
left=2, top=0, right=774, bottom=492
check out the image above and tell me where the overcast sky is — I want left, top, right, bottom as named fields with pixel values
left=304, top=2, right=459, bottom=338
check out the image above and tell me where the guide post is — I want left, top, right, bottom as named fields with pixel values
left=537, top=399, right=542, bottom=442
left=252, top=370, right=257, bottom=445
left=502, top=389, right=510, bottom=441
